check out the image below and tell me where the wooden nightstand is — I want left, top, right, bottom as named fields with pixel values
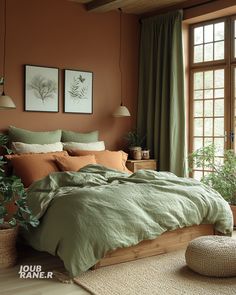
left=126, top=159, right=157, bottom=173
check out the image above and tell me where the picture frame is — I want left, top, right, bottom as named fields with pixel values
left=24, top=65, right=59, bottom=112
left=64, top=69, right=93, bottom=114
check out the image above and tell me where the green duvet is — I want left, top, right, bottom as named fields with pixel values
left=23, top=165, right=233, bottom=277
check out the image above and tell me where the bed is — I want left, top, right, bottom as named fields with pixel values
left=22, top=164, right=233, bottom=278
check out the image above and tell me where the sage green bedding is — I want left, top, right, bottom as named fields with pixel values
left=24, top=165, right=233, bottom=277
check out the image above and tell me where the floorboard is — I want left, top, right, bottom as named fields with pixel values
left=0, top=245, right=90, bottom=295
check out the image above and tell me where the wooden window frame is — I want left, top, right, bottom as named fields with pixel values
left=190, top=17, right=228, bottom=69
left=189, top=15, right=236, bottom=178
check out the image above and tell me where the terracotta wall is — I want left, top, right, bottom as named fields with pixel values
left=0, top=0, right=140, bottom=150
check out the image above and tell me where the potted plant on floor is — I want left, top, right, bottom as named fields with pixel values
left=125, top=131, right=145, bottom=160
left=189, top=144, right=236, bottom=226
left=0, top=133, right=39, bottom=268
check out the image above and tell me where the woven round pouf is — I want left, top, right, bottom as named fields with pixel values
left=185, top=235, right=236, bottom=277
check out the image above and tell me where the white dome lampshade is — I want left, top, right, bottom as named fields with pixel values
left=113, top=104, right=131, bottom=117
left=0, top=92, right=16, bottom=109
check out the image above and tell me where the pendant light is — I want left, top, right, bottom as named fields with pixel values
left=0, top=0, right=16, bottom=110
left=113, top=8, right=130, bottom=118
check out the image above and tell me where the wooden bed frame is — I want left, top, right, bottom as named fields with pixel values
left=93, top=224, right=215, bottom=269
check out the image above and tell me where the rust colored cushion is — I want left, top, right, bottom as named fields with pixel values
left=5, top=151, right=68, bottom=187
left=68, top=150, right=131, bottom=173
left=55, top=155, right=96, bottom=172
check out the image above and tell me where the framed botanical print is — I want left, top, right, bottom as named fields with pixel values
left=25, top=65, right=59, bottom=112
left=64, top=69, right=93, bottom=114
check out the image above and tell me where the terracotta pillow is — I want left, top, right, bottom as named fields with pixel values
left=5, top=151, right=68, bottom=187
left=55, top=155, right=96, bottom=172
left=68, top=150, right=131, bottom=173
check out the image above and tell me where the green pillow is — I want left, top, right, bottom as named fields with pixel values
left=9, top=126, right=62, bottom=144
left=62, top=130, right=99, bottom=143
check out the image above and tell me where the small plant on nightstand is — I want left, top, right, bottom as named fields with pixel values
left=125, top=131, right=145, bottom=160
left=0, top=133, right=39, bottom=268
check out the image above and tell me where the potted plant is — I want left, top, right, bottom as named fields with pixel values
left=189, top=144, right=236, bottom=226
left=0, top=133, right=38, bottom=268
left=125, top=131, right=145, bottom=160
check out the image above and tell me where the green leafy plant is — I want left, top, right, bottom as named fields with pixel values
left=0, top=134, right=39, bottom=229
left=189, top=144, right=236, bottom=205
left=124, top=131, right=145, bottom=148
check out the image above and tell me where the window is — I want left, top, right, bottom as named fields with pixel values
left=190, top=17, right=236, bottom=180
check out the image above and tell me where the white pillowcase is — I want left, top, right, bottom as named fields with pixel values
left=12, top=142, right=63, bottom=154
left=63, top=141, right=105, bottom=151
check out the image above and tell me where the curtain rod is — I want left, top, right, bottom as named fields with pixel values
left=140, top=0, right=216, bottom=20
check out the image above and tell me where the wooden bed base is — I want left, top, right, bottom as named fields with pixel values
left=93, top=224, right=215, bottom=269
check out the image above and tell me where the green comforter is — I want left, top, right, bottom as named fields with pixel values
left=24, top=165, right=233, bottom=277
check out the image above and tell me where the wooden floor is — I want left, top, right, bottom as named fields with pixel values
left=1, top=231, right=235, bottom=295
left=0, top=246, right=90, bottom=295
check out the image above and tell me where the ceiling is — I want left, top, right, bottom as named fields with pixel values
left=71, top=0, right=213, bottom=15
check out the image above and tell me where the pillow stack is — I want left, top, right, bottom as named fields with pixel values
left=6, top=126, right=131, bottom=187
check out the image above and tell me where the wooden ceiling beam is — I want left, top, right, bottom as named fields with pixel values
left=86, top=0, right=122, bottom=12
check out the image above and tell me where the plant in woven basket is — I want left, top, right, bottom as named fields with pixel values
left=0, top=133, right=39, bottom=229
left=189, top=144, right=236, bottom=205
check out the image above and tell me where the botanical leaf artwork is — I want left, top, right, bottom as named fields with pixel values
left=27, top=75, right=57, bottom=102
left=68, top=75, right=88, bottom=101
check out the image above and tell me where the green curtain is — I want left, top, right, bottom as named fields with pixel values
left=137, top=10, right=186, bottom=177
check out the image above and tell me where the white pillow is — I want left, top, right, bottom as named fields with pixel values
left=63, top=141, right=105, bottom=151
left=12, top=142, right=63, bottom=154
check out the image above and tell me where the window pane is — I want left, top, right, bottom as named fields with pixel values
left=204, top=89, right=213, bottom=99
left=204, top=71, right=213, bottom=89
left=214, top=138, right=224, bottom=156
left=214, top=118, right=224, bottom=136
left=235, top=20, right=236, bottom=37
left=194, top=101, right=203, bottom=117
left=194, top=118, right=203, bottom=136
left=214, top=70, right=224, bottom=88
left=194, top=26, right=203, bottom=44
left=204, top=43, right=213, bottom=61
left=204, top=137, right=213, bottom=147
left=214, top=22, right=224, bottom=41
left=193, top=137, right=203, bottom=151
left=204, top=100, right=213, bottom=117
left=214, top=41, right=224, bottom=60
left=214, top=88, right=224, bottom=98
left=194, top=90, right=203, bottom=100
left=194, top=171, right=203, bottom=181
left=204, top=24, right=213, bottom=43
left=214, top=99, right=224, bottom=116
left=194, top=45, right=203, bottom=63
left=194, top=72, right=203, bottom=89
left=204, top=118, right=213, bottom=136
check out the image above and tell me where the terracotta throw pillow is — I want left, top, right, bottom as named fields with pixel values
left=5, top=151, right=68, bottom=187
left=55, top=155, right=96, bottom=172
left=68, top=150, right=131, bottom=173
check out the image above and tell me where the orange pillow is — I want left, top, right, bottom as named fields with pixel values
left=5, top=151, right=68, bottom=187
left=55, top=155, right=96, bottom=172
left=68, top=150, right=131, bottom=173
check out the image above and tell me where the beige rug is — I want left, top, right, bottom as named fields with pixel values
left=74, top=250, right=236, bottom=295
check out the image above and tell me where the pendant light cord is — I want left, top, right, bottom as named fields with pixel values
left=119, top=8, right=123, bottom=106
left=2, top=0, right=7, bottom=94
